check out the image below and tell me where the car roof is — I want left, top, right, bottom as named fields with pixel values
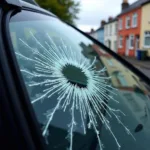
left=21, top=0, right=57, bottom=18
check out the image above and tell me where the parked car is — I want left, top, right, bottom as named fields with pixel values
left=1, top=0, right=150, bottom=150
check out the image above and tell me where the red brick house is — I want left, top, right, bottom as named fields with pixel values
left=117, top=0, right=149, bottom=57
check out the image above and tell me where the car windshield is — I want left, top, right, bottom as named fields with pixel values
left=9, top=10, right=150, bottom=150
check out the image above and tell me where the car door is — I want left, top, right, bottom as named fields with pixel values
left=0, top=5, right=47, bottom=150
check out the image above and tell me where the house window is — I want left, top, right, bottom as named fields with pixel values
left=126, top=16, right=130, bottom=29
left=107, top=60, right=113, bottom=66
left=115, top=23, right=118, bottom=34
left=119, top=36, right=123, bottom=48
left=106, top=26, right=109, bottom=36
left=129, top=35, right=134, bottom=49
left=108, top=25, right=110, bottom=35
left=114, top=41, right=117, bottom=51
left=110, top=25, right=112, bottom=35
left=105, top=27, right=107, bottom=35
left=144, top=31, right=150, bottom=47
left=132, top=13, right=138, bottom=28
left=119, top=19, right=123, bottom=30
left=117, top=73, right=128, bottom=86
left=112, top=72, right=128, bottom=86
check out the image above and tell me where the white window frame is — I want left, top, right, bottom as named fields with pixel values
left=110, top=25, right=112, bottom=35
left=105, top=26, right=107, bottom=36
left=108, top=26, right=110, bottom=36
left=115, top=23, right=118, bottom=34
left=129, top=35, right=134, bottom=49
left=126, top=16, right=130, bottom=29
left=144, top=31, right=150, bottom=48
left=119, top=36, right=123, bottom=48
left=114, top=40, right=117, bottom=51
left=132, top=13, right=138, bottom=28
left=119, top=19, right=123, bottom=30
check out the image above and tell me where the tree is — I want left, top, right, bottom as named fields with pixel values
left=35, top=0, right=80, bottom=25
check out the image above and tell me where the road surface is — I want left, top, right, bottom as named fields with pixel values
left=136, top=66, right=150, bottom=79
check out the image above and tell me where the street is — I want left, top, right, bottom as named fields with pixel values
left=123, top=57, right=150, bottom=79
left=137, top=67, right=150, bottom=79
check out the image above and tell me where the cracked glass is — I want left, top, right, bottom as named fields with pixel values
left=9, top=10, right=150, bottom=150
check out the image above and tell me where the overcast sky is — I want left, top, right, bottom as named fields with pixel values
left=75, top=0, right=136, bottom=32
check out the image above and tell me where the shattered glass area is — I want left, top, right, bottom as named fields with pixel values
left=15, top=31, right=135, bottom=150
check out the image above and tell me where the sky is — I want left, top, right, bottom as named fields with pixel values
left=75, top=0, right=136, bottom=32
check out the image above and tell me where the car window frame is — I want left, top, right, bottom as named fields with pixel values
left=0, top=8, right=28, bottom=150
left=1, top=7, right=49, bottom=150
left=2, top=5, right=150, bottom=150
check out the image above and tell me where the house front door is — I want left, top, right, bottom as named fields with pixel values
left=135, top=36, right=140, bottom=57
left=108, top=40, right=111, bottom=49
left=125, top=37, right=129, bottom=56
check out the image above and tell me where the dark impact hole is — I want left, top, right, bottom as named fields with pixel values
left=62, top=64, right=88, bottom=88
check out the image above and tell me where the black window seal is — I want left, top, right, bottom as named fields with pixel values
left=22, top=5, right=57, bottom=18
left=1, top=8, right=47, bottom=150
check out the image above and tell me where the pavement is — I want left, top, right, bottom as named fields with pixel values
left=123, top=57, right=150, bottom=69
left=123, top=57, right=150, bottom=78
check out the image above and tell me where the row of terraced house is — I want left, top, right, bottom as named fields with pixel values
left=89, top=0, right=150, bottom=58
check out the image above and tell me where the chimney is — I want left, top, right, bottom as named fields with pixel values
left=108, top=17, right=113, bottom=22
left=122, top=0, right=129, bottom=10
left=101, top=20, right=106, bottom=27
left=91, top=28, right=94, bottom=33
